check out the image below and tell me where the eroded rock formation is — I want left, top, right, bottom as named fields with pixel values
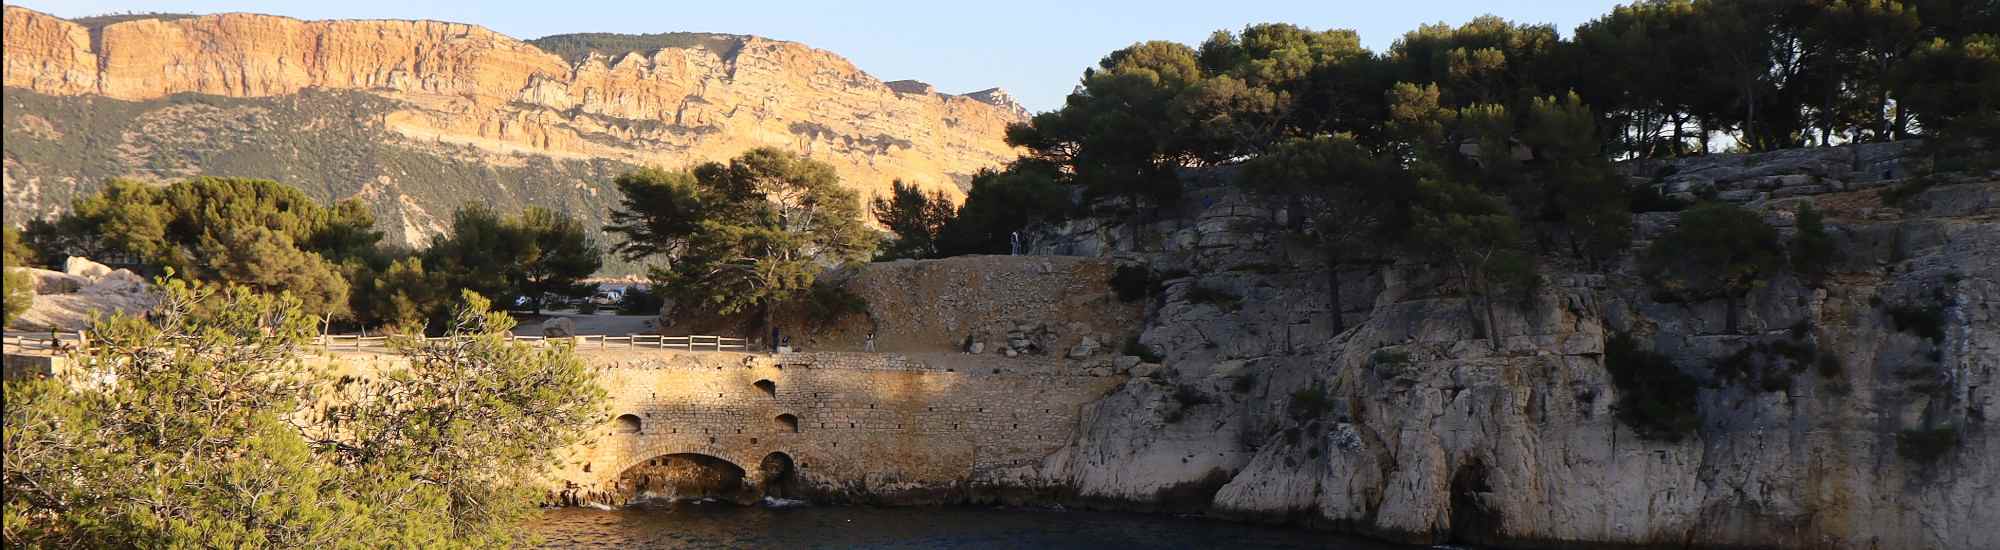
left=1, top=6, right=1023, bottom=247
left=1029, top=142, right=1998, bottom=549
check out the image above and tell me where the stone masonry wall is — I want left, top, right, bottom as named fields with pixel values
left=548, top=348, right=1124, bottom=505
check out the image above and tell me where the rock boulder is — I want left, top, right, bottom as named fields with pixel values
left=541, top=317, right=577, bottom=338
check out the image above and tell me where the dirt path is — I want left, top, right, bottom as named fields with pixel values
left=509, top=312, right=660, bottom=337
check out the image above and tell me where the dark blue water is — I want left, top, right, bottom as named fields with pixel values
left=532, top=503, right=1416, bottom=549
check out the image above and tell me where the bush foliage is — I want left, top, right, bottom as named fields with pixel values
left=1897, top=426, right=1961, bottom=463
left=3, top=228, right=33, bottom=326
left=1, top=280, right=605, bottom=546
left=606, top=148, right=875, bottom=329
left=1604, top=332, right=1702, bottom=442
left=26, top=176, right=602, bottom=330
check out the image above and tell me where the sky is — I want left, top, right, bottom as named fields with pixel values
left=17, top=0, right=1627, bottom=113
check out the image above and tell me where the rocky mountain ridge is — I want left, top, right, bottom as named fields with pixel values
left=1, top=6, right=1024, bottom=248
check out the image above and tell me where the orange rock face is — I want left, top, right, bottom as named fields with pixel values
left=1, top=6, right=1024, bottom=203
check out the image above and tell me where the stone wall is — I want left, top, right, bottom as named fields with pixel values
left=549, top=348, right=1125, bottom=505
left=672, top=255, right=1147, bottom=361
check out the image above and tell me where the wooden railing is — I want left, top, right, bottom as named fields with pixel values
left=5, top=331, right=747, bottom=355
left=1, top=331, right=87, bottom=354
left=318, top=333, right=748, bottom=352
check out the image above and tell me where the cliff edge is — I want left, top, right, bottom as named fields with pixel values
left=1, top=6, right=1024, bottom=248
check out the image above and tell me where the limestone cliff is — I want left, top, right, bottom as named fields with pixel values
left=1, top=6, right=1024, bottom=249
left=1025, top=143, right=1999, bottom=549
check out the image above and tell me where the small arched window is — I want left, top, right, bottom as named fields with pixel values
left=775, top=413, right=800, bottom=433
left=613, top=414, right=642, bottom=434
left=753, top=379, right=776, bottom=397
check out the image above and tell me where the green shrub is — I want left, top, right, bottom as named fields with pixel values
left=1162, top=384, right=1211, bottom=424
left=1712, top=339, right=1814, bottom=392
left=528, top=32, right=747, bottom=64
left=1173, top=384, right=1213, bottom=407
left=1185, top=284, right=1241, bottom=311
left=1757, top=368, right=1795, bottom=393
left=1629, top=184, right=1691, bottom=213
left=576, top=301, right=599, bottom=315
left=618, top=286, right=666, bottom=315
left=1123, top=336, right=1164, bottom=363
left=1880, top=176, right=1938, bottom=207
left=1787, top=319, right=1811, bottom=340
left=1767, top=339, right=1816, bottom=366
left=1232, top=373, right=1257, bottom=393
left=1887, top=303, right=1945, bottom=342
left=1370, top=349, right=1412, bottom=368
left=1897, top=426, right=1960, bottom=463
left=3, top=228, right=31, bottom=326
left=1110, top=264, right=1152, bottom=302
left=1287, top=381, right=1331, bottom=421
left=1790, top=205, right=1836, bottom=280
left=1604, top=333, right=1702, bottom=442
left=1642, top=203, right=1783, bottom=305
left=1816, top=354, right=1844, bottom=378
left=806, top=283, right=869, bottom=325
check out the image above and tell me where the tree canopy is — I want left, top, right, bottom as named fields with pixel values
left=871, top=179, right=957, bottom=260
left=23, top=177, right=375, bottom=318
left=426, top=205, right=603, bottom=314
left=27, top=176, right=608, bottom=329
left=607, top=148, right=874, bottom=325
left=935, top=162, right=1073, bottom=257
left=1643, top=202, right=1785, bottom=331
left=2, top=280, right=605, bottom=546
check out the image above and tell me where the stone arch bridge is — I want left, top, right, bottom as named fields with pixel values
left=546, top=349, right=1124, bottom=506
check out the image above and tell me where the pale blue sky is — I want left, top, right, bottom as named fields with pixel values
left=17, top=0, right=1625, bottom=112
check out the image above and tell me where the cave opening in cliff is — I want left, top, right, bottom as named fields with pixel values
left=617, top=453, right=749, bottom=505
left=1448, top=458, right=1502, bottom=545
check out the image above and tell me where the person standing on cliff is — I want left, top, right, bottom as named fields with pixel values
left=864, top=331, right=876, bottom=352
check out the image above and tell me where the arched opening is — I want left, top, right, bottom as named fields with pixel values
left=775, top=414, right=800, bottom=433
left=753, top=379, right=776, bottom=397
left=1448, top=458, right=1501, bottom=545
left=616, top=453, right=748, bottom=505
left=757, top=452, right=797, bottom=498
left=613, top=414, right=642, bottom=434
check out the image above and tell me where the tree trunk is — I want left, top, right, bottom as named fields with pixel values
left=764, top=302, right=777, bottom=352
left=1700, top=118, right=1712, bottom=154
left=1744, top=78, right=1759, bottom=151
left=1876, top=85, right=1893, bottom=142
left=1480, top=275, right=1501, bottom=352
left=1672, top=113, right=1686, bottom=156
left=1724, top=293, right=1742, bottom=334
left=1892, top=103, right=1910, bottom=141
left=1325, top=249, right=1345, bottom=336
left=1458, top=265, right=1486, bottom=344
